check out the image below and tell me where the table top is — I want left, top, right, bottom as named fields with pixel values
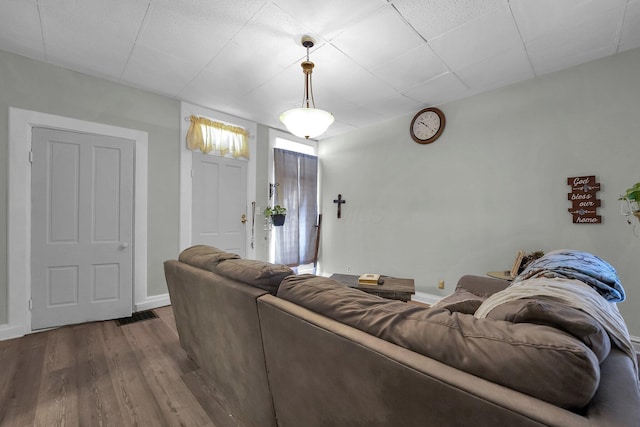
left=330, top=273, right=415, bottom=296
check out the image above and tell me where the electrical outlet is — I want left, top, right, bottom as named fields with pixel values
left=346, top=265, right=352, bottom=272
left=438, top=280, right=445, bottom=289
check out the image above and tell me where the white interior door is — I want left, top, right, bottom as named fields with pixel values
left=31, top=127, right=134, bottom=330
left=192, top=152, right=247, bottom=257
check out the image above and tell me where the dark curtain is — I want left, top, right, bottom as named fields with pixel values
left=274, top=148, right=318, bottom=266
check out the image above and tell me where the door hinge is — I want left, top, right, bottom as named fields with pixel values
left=29, top=150, right=33, bottom=163
left=29, top=299, right=32, bottom=310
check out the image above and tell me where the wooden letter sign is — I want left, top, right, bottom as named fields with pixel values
left=567, top=175, right=601, bottom=224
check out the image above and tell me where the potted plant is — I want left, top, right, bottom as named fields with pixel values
left=619, top=182, right=640, bottom=219
left=264, top=205, right=287, bottom=226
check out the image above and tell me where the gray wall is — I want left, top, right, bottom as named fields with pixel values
left=0, top=50, right=180, bottom=324
left=318, top=47, right=640, bottom=336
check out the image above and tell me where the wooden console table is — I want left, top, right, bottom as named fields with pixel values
left=330, top=274, right=415, bottom=302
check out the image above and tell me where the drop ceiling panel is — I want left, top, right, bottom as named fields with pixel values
left=366, top=93, right=424, bottom=118
left=510, top=0, right=627, bottom=42
left=321, top=67, right=398, bottom=109
left=0, top=0, right=45, bottom=61
left=135, top=0, right=263, bottom=66
left=39, top=0, right=149, bottom=78
left=392, top=0, right=506, bottom=39
left=330, top=5, right=424, bottom=70
left=272, top=0, right=387, bottom=40
left=404, top=72, right=469, bottom=106
left=371, top=44, right=449, bottom=92
left=456, top=46, right=534, bottom=92
left=121, top=45, right=202, bottom=96
left=429, top=5, right=522, bottom=71
left=526, top=7, right=622, bottom=75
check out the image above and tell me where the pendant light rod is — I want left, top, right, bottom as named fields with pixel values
left=279, top=35, right=334, bottom=139
left=301, top=37, right=315, bottom=109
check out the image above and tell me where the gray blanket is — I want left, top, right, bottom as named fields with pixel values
left=513, top=249, right=625, bottom=302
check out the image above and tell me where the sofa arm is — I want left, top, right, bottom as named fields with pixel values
left=456, top=275, right=510, bottom=297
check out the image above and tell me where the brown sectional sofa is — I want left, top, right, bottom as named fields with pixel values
left=164, top=245, right=640, bottom=426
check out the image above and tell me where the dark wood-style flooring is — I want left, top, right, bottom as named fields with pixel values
left=0, top=306, right=241, bottom=427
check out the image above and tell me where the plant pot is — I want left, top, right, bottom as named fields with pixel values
left=271, top=214, right=286, bottom=226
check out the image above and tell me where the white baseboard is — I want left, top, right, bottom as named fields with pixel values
left=0, top=293, right=172, bottom=342
left=135, top=293, right=171, bottom=312
left=412, top=291, right=443, bottom=305
left=0, top=323, right=27, bottom=341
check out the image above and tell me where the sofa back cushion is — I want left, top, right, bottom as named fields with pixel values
left=179, top=245, right=240, bottom=269
left=179, top=245, right=293, bottom=294
left=215, top=259, right=293, bottom=294
left=278, top=275, right=601, bottom=409
left=485, top=298, right=611, bottom=363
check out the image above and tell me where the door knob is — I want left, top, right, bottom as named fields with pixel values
left=241, top=214, right=247, bottom=224
left=120, top=243, right=129, bottom=249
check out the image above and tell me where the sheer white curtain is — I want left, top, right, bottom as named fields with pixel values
left=273, top=148, right=318, bottom=266
left=186, top=115, right=249, bottom=158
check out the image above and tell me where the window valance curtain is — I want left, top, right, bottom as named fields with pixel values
left=186, top=115, right=249, bottom=159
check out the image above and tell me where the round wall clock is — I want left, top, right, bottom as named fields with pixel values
left=410, top=107, right=445, bottom=144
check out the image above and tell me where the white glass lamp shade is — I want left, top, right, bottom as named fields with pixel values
left=279, top=107, right=335, bottom=139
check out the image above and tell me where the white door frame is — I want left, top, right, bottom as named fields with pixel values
left=179, top=102, right=257, bottom=256
left=4, top=107, right=148, bottom=340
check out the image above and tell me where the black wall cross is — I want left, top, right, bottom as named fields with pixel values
left=333, top=194, right=346, bottom=219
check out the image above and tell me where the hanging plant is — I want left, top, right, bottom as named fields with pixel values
left=264, top=205, right=287, bottom=226
left=619, top=182, right=640, bottom=219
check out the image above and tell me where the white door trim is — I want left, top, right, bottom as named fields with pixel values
left=4, top=107, right=148, bottom=340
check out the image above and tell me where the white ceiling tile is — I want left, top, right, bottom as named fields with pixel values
left=231, top=64, right=307, bottom=119
left=403, top=72, right=469, bottom=106
left=619, top=0, right=640, bottom=52
left=200, top=2, right=311, bottom=92
left=311, top=94, right=385, bottom=128
left=317, top=121, right=358, bottom=140
left=456, top=46, right=533, bottom=92
left=320, top=68, right=398, bottom=109
left=366, top=93, right=425, bottom=118
left=370, top=44, right=449, bottom=92
left=271, top=0, right=387, bottom=40
left=0, top=0, right=45, bottom=61
left=136, top=0, right=264, bottom=66
left=38, top=0, right=150, bottom=78
left=121, top=45, right=201, bottom=97
left=525, top=7, right=622, bottom=75
left=220, top=2, right=313, bottom=69
left=331, top=5, right=424, bottom=70
left=429, top=5, right=522, bottom=71
left=510, top=0, right=627, bottom=42
left=392, top=0, right=506, bottom=39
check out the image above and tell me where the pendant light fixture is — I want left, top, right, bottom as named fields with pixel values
left=279, top=36, right=334, bottom=139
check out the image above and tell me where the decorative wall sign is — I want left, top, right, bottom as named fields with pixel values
left=567, top=175, right=601, bottom=224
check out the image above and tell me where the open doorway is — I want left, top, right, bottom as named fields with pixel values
left=267, top=131, right=319, bottom=274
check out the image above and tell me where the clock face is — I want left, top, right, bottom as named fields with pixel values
left=410, top=108, right=445, bottom=144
